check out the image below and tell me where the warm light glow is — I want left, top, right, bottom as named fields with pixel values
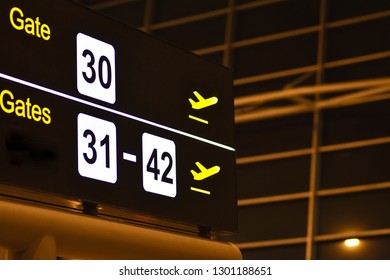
left=344, top=238, right=360, bottom=247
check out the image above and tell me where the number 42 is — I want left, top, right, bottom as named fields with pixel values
left=146, top=149, right=173, bottom=184
left=142, top=133, right=177, bottom=198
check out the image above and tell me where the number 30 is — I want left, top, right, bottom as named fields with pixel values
left=82, top=49, right=112, bottom=89
left=76, top=33, right=116, bottom=104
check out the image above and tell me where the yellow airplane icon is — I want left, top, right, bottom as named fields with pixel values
left=191, top=162, right=221, bottom=181
left=189, top=91, right=218, bottom=110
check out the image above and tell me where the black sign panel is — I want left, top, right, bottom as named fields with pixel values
left=0, top=0, right=236, bottom=234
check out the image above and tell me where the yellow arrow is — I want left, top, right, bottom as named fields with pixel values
left=189, top=91, right=218, bottom=110
left=191, top=162, right=220, bottom=181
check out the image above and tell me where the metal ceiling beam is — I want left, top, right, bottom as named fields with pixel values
left=237, top=227, right=390, bottom=250
left=235, top=88, right=390, bottom=123
left=235, top=77, right=390, bottom=107
left=88, top=0, right=138, bottom=10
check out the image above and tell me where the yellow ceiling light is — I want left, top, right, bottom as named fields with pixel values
left=344, top=238, right=360, bottom=248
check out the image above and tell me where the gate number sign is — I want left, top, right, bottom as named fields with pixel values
left=77, top=113, right=117, bottom=184
left=0, top=0, right=237, bottom=234
left=77, top=33, right=116, bottom=104
left=142, top=133, right=177, bottom=198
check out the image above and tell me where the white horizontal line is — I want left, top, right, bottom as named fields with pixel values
left=123, top=153, right=137, bottom=162
left=0, top=72, right=235, bottom=152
